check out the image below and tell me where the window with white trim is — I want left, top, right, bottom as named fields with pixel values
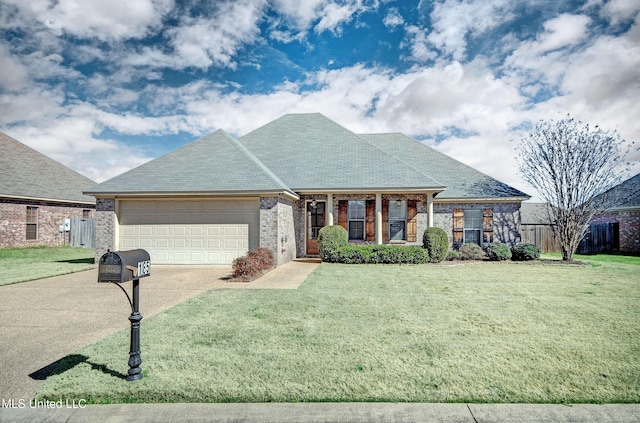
left=464, top=209, right=482, bottom=245
left=389, top=200, right=407, bottom=241
left=348, top=200, right=365, bottom=240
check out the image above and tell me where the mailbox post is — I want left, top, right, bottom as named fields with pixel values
left=98, top=249, right=150, bottom=381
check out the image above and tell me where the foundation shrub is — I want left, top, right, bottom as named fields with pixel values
left=511, top=243, right=541, bottom=261
left=459, top=243, right=485, bottom=260
left=318, top=225, right=348, bottom=262
left=485, top=242, right=512, bottom=261
left=422, top=227, right=449, bottom=263
left=446, top=250, right=459, bottom=261
left=334, top=244, right=429, bottom=264
left=232, top=247, right=274, bottom=280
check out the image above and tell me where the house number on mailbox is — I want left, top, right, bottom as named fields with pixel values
left=137, top=260, right=150, bottom=277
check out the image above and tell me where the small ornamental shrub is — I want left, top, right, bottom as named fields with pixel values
left=422, top=227, right=449, bottom=263
left=318, top=225, right=348, bottom=262
left=333, top=244, right=429, bottom=264
left=247, top=247, right=274, bottom=271
left=232, top=247, right=274, bottom=280
left=446, top=250, right=459, bottom=261
left=485, top=242, right=512, bottom=261
left=459, top=243, right=484, bottom=260
left=511, top=243, right=541, bottom=261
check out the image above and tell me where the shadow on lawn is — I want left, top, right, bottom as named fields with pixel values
left=29, top=354, right=126, bottom=381
left=56, top=258, right=95, bottom=264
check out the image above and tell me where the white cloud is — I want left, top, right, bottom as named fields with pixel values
left=599, top=0, right=640, bottom=25
left=314, top=2, right=358, bottom=34
left=269, top=0, right=376, bottom=41
left=529, top=14, right=591, bottom=55
left=0, top=42, right=28, bottom=91
left=1, top=0, right=174, bottom=42
left=383, top=7, right=404, bottom=27
left=427, top=0, right=515, bottom=60
left=503, top=14, right=592, bottom=96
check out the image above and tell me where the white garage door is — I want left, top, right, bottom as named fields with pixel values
left=118, top=199, right=259, bottom=264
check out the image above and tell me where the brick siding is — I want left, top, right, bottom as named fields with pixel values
left=591, top=210, right=640, bottom=254
left=0, top=199, right=95, bottom=248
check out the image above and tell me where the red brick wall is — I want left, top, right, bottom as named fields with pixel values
left=619, top=211, right=640, bottom=254
left=0, top=199, right=95, bottom=248
left=590, top=210, right=640, bottom=254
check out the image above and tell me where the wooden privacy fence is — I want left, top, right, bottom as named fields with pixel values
left=520, top=224, right=561, bottom=253
left=577, top=223, right=619, bottom=254
left=69, top=217, right=95, bottom=248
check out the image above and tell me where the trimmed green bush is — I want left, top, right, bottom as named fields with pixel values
left=446, top=250, right=459, bottom=261
left=459, top=243, right=484, bottom=260
left=485, top=242, right=512, bottom=261
left=318, top=225, right=348, bottom=262
left=511, top=243, right=541, bottom=261
left=423, top=227, right=449, bottom=263
left=333, top=244, right=429, bottom=264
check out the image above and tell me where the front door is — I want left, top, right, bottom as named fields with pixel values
left=306, top=201, right=325, bottom=255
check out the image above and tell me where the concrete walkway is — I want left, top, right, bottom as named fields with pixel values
left=2, top=402, right=639, bottom=422
left=0, top=260, right=319, bottom=400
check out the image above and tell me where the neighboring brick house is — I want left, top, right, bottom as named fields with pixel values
left=85, top=113, right=530, bottom=266
left=589, top=173, right=640, bottom=254
left=0, top=132, right=96, bottom=248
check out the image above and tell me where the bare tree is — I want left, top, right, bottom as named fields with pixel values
left=517, top=114, right=633, bottom=261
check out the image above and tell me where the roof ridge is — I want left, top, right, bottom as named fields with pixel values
left=222, top=130, right=295, bottom=195
left=356, top=133, right=446, bottom=189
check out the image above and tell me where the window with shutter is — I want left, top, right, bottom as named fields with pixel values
left=347, top=200, right=365, bottom=240
left=482, top=208, right=494, bottom=244
left=389, top=200, right=407, bottom=241
left=452, top=208, right=464, bottom=247
left=338, top=200, right=348, bottom=230
left=407, top=200, right=417, bottom=242
left=365, top=200, right=376, bottom=241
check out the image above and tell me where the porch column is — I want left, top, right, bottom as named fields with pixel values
left=327, top=193, right=334, bottom=226
left=427, top=193, right=434, bottom=228
left=376, top=193, right=382, bottom=244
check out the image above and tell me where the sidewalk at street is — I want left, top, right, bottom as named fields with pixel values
left=1, top=402, right=639, bottom=423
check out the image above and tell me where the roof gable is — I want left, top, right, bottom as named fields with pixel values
left=85, top=130, right=296, bottom=197
left=360, top=133, right=530, bottom=200
left=238, top=113, right=444, bottom=191
left=0, top=132, right=96, bottom=204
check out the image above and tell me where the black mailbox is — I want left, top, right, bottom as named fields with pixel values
left=98, top=249, right=150, bottom=283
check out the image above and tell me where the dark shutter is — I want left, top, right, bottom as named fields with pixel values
left=453, top=208, right=464, bottom=247
left=407, top=200, right=418, bottom=242
left=338, top=200, right=348, bottom=230
left=482, top=208, right=494, bottom=245
left=365, top=200, right=376, bottom=241
left=382, top=200, right=389, bottom=243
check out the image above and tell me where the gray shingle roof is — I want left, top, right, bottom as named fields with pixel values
left=86, top=113, right=529, bottom=200
left=0, top=131, right=96, bottom=204
left=360, top=133, right=530, bottom=200
left=238, top=113, right=445, bottom=191
left=600, top=173, right=640, bottom=210
left=520, top=203, right=552, bottom=224
left=85, top=130, right=296, bottom=196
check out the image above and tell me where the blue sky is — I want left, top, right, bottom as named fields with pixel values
left=1, top=0, right=638, bottom=198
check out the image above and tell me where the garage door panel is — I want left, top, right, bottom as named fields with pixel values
left=118, top=199, right=258, bottom=265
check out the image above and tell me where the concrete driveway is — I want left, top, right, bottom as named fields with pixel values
left=0, top=262, right=318, bottom=400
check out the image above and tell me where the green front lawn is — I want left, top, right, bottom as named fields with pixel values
left=0, top=246, right=95, bottom=286
left=37, top=258, right=640, bottom=404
